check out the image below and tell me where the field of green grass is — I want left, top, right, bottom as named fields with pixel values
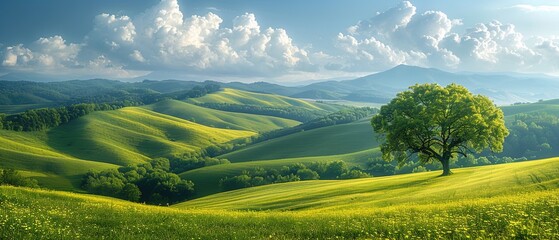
left=2, top=158, right=558, bottom=239
left=188, top=88, right=344, bottom=112
left=143, top=99, right=300, bottom=132
left=221, top=119, right=379, bottom=162
left=179, top=157, right=559, bottom=211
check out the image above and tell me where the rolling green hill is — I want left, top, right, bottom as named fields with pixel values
left=0, top=130, right=118, bottom=190
left=2, top=158, right=558, bottom=239
left=221, top=119, right=378, bottom=162
left=0, top=106, right=256, bottom=190
left=176, top=99, right=559, bottom=199
left=46, top=107, right=255, bottom=166
left=188, top=88, right=343, bottom=112
left=502, top=99, right=559, bottom=121
left=0, top=88, right=351, bottom=192
left=177, top=157, right=559, bottom=211
left=143, top=99, right=300, bottom=132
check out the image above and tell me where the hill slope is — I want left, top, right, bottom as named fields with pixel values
left=0, top=130, right=118, bottom=190
left=501, top=99, right=559, bottom=119
left=188, top=88, right=343, bottom=112
left=143, top=99, right=300, bottom=132
left=221, top=119, right=378, bottom=162
left=177, top=157, right=559, bottom=210
left=46, top=107, right=255, bottom=166
left=0, top=106, right=256, bottom=190
left=3, top=184, right=556, bottom=239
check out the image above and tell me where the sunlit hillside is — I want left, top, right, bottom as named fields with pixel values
left=178, top=157, right=559, bottom=210
left=2, top=158, right=558, bottom=239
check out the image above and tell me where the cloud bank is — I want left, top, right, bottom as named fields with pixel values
left=2, top=0, right=312, bottom=80
left=333, top=1, right=555, bottom=73
left=1, top=0, right=558, bottom=81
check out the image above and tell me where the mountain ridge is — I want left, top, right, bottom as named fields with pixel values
left=2, top=65, right=559, bottom=105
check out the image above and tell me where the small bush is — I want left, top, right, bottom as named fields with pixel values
left=0, top=168, right=39, bottom=188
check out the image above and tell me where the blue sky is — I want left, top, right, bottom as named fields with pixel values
left=1, top=0, right=558, bottom=82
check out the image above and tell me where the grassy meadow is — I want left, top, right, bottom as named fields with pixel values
left=2, top=158, right=559, bottom=239
left=178, top=157, right=559, bottom=210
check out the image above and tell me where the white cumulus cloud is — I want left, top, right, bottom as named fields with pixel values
left=94, top=0, right=312, bottom=76
left=1, top=0, right=313, bottom=80
left=333, top=1, right=555, bottom=74
left=2, top=36, right=80, bottom=68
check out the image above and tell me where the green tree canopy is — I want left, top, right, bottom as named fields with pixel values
left=371, top=83, right=509, bottom=176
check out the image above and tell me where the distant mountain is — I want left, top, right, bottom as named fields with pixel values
left=2, top=65, right=558, bottom=105
left=299, top=65, right=559, bottom=105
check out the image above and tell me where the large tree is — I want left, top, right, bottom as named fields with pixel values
left=371, top=83, right=509, bottom=176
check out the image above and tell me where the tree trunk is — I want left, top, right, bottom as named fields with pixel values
left=441, top=157, right=452, bottom=176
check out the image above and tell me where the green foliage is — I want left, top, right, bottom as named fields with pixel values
left=162, top=84, right=221, bottom=100
left=219, top=161, right=369, bottom=191
left=82, top=158, right=194, bottom=204
left=322, top=161, right=348, bottom=179
left=0, top=168, right=39, bottom=188
left=168, top=155, right=230, bottom=173
left=120, top=183, right=141, bottom=202
left=296, top=169, right=320, bottom=180
left=0, top=102, right=139, bottom=131
left=340, top=169, right=372, bottom=179
left=372, top=83, right=509, bottom=175
left=502, top=113, right=559, bottom=158
left=365, top=158, right=396, bottom=176
left=364, top=155, right=528, bottom=177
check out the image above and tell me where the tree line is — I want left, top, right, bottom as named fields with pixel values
left=0, top=84, right=221, bottom=132
left=82, top=158, right=194, bottom=205
left=220, top=161, right=370, bottom=191
left=364, top=155, right=529, bottom=176
left=168, top=153, right=230, bottom=174
left=500, top=112, right=559, bottom=159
